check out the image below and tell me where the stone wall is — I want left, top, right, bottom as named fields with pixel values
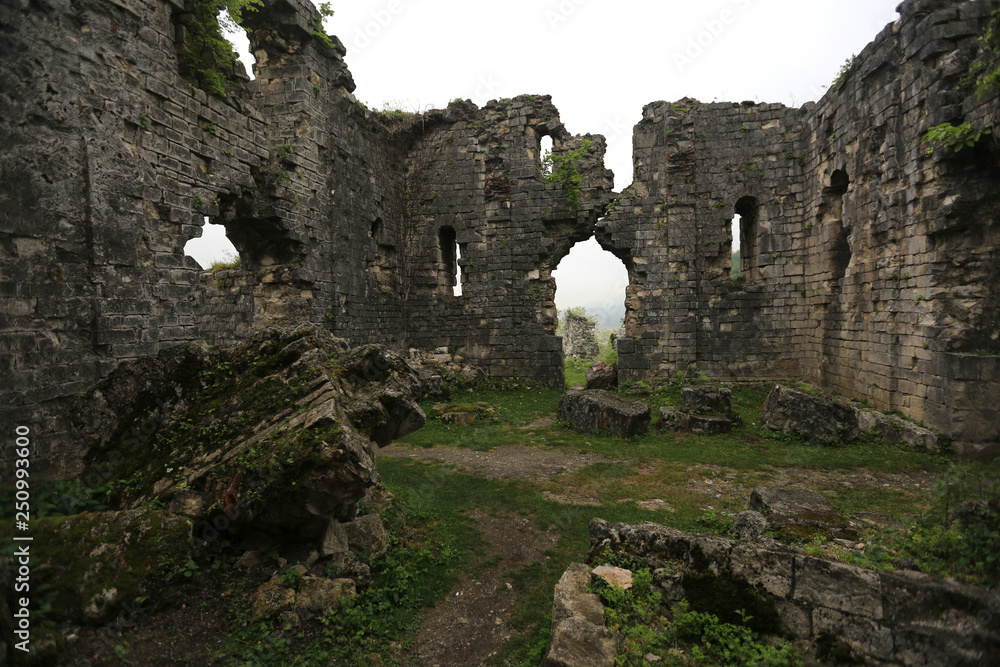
left=589, top=519, right=1000, bottom=666
left=563, top=313, right=600, bottom=360
left=2, top=0, right=999, bottom=478
left=397, top=96, right=614, bottom=384
left=603, top=0, right=1000, bottom=449
left=0, top=0, right=408, bottom=477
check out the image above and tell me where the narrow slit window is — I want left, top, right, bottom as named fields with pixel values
left=439, top=226, right=462, bottom=296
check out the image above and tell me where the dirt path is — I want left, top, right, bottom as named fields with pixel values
left=378, top=443, right=616, bottom=480
left=398, top=512, right=558, bottom=667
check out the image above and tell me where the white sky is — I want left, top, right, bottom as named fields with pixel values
left=186, top=0, right=902, bottom=316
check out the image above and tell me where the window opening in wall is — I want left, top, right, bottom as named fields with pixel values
left=220, top=11, right=257, bottom=80
left=730, top=214, right=742, bottom=280
left=539, top=135, right=554, bottom=175
left=733, top=196, right=759, bottom=281
left=553, top=236, right=629, bottom=381
left=184, top=217, right=240, bottom=270
left=438, top=226, right=462, bottom=297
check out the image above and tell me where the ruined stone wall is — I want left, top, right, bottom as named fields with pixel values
left=399, top=96, right=615, bottom=384
left=0, top=0, right=408, bottom=476
left=3, top=0, right=999, bottom=480
left=600, top=100, right=809, bottom=383
left=607, top=0, right=1000, bottom=448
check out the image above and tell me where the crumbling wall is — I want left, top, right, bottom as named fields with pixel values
left=399, top=95, right=615, bottom=384
left=0, top=0, right=408, bottom=477
left=3, top=0, right=999, bottom=481
left=607, top=0, right=1000, bottom=448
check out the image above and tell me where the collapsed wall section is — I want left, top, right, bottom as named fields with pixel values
left=0, top=0, right=408, bottom=477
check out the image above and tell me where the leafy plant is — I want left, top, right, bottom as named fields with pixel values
left=832, top=54, right=857, bottom=89
left=966, top=7, right=1000, bottom=98
left=595, top=570, right=801, bottom=666
left=922, top=122, right=992, bottom=154
left=178, top=0, right=261, bottom=98
left=309, top=2, right=336, bottom=49
left=542, top=139, right=592, bottom=213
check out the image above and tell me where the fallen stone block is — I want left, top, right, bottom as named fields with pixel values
left=681, top=385, right=734, bottom=417
left=557, top=389, right=650, bottom=438
left=689, top=414, right=733, bottom=434
left=585, top=362, right=617, bottom=390
left=543, top=562, right=616, bottom=667
left=750, top=487, right=857, bottom=540
left=656, top=405, right=690, bottom=431
left=428, top=401, right=500, bottom=425
left=762, top=385, right=859, bottom=444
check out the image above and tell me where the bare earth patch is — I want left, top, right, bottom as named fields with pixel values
left=398, top=512, right=559, bottom=667
left=378, top=443, right=615, bottom=480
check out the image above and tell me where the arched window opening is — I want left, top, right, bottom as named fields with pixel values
left=438, top=226, right=462, bottom=297
left=184, top=216, right=241, bottom=270
left=539, top=134, right=554, bottom=175
left=553, top=237, right=629, bottom=385
left=730, top=214, right=742, bottom=280
left=733, top=196, right=759, bottom=281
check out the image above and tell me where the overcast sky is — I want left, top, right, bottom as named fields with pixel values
left=187, top=0, right=902, bottom=321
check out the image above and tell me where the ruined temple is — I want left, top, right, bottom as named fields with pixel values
left=2, top=0, right=999, bottom=478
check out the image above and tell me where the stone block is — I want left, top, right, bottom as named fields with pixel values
left=689, top=414, right=733, bottom=434
left=762, top=385, right=859, bottom=444
left=681, top=385, right=734, bottom=417
left=656, top=406, right=690, bottom=431
left=344, top=513, right=389, bottom=561
left=557, top=389, right=650, bottom=438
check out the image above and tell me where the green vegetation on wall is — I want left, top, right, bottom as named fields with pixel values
left=543, top=139, right=592, bottom=213
left=179, top=0, right=261, bottom=98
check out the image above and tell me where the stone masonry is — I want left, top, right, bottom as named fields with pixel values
left=563, top=313, right=600, bottom=360
left=1, top=0, right=998, bottom=478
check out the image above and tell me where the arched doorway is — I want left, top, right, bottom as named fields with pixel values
left=552, top=236, right=629, bottom=386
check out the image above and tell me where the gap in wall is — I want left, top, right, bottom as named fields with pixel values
left=184, top=217, right=240, bottom=270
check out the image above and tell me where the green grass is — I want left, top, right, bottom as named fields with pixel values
left=388, top=374, right=998, bottom=663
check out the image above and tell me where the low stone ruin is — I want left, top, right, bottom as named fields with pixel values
left=5, top=323, right=430, bottom=655
left=585, top=362, right=617, bottom=390
left=542, top=563, right=616, bottom=667
left=549, top=516, right=1000, bottom=666
left=657, top=385, right=740, bottom=434
left=763, top=384, right=944, bottom=450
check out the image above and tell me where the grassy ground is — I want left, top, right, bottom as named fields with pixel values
left=32, top=370, right=996, bottom=666
left=388, top=378, right=997, bottom=665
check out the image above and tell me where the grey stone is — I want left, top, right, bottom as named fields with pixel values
left=689, top=414, right=733, bottom=434
left=732, top=510, right=767, bottom=540
left=656, top=406, right=690, bottom=431
left=322, top=519, right=349, bottom=557
left=762, top=385, right=859, bottom=444
left=749, top=487, right=856, bottom=540
left=544, top=563, right=616, bottom=667
left=681, top=386, right=734, bottom=417
left=557, top=389, right=651, bottom=438
left=294, top=576, right=356, bottom=612
left=344, top=513, right=389, bottom=560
